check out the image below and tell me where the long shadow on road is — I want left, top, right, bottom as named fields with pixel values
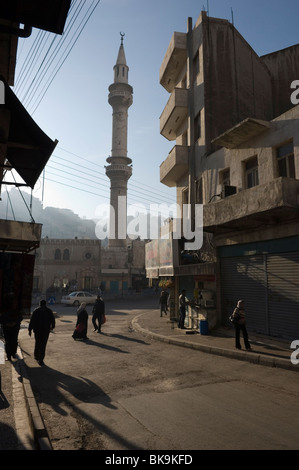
left=26, top=363, right=143, bottom=449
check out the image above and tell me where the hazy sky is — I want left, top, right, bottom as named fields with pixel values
left=9, top=0, right=299, bottom=221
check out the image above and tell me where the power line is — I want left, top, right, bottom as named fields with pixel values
left=49, top=154, right=175, bottom=205
left=31, top=0, right=101, bottom=114
left=45, top=163, right=174, bottom=207
left=55, top=146, right=175, bottom=202
left=14, top=0, right=101, bottom=113
left=21, top=0, right=86, bottom=108
left=42, top=175, right=176, bottom=219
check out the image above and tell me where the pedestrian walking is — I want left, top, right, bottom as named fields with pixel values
left=28, top=299, right=55, bottom=366
left=178, top=289, right=189, bottom=329
left=0, top=311, right=22, bottom=361
left=72, top=302, right=88, bottom=341
left=231, top=300, right=251, bottom=351
left=159, top=290, right=168, bottom=317
left=92, top=295, right=105, bottom=333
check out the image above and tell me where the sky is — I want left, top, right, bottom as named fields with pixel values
left=7, top=0, right=299, bottom=222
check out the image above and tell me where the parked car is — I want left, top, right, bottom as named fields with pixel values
left=61, top=291, right=97, bottom=306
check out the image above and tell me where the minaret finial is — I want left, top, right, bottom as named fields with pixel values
left=120, top=31, right=125, bottom=45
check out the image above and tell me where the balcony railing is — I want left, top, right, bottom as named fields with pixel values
left=160, top=32, right=187, bottom=93
left=203, top=177, right=299, bottom=234
left=160, top=145, right=189, bottom=187
left=160, top=88, right=188, bottom=141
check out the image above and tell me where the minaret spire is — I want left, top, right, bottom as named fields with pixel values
left=106, top=34, right=133, bottom=249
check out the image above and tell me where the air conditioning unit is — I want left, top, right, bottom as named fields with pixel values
left=221, top=185, right=237, bottom=198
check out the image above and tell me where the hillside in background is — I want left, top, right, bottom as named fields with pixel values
left=0, top=188, right=97, bottom=239
left=0, top=188, right=164, bottom=242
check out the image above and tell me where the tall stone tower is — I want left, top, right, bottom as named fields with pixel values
left=106, top=33, right=133, bottom=249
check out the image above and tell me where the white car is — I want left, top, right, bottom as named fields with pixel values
left=61, top=291, right=97, bottom=306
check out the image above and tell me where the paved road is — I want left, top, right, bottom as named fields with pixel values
left=19, top=298, right=299, bottom=450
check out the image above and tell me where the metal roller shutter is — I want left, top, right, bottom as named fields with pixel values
left=221, top=255, right=268, bottom=334
left=267, top=252, right=299, bottom=339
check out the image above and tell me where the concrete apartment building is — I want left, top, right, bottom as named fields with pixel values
left=152, top=11, right=299, bottom=339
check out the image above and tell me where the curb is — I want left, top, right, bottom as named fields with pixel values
left=17, top=348, right=52, bottom=450
left=131, top=315, right=298, bottom=372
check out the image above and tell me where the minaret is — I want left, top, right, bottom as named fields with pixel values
left=106, top=33, right=133, bottom=249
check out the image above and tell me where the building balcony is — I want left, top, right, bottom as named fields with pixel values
left=160, top=32, right=187, bottom=93
left=160, top=145, right=189, bottom=187
left=160, top=88, right=188, bottom=141
left=203, top=177, right=299, bottom=234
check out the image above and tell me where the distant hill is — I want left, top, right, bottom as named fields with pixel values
left=0, top=188, right=97, bottom=239
left=0, top=188, right=164, bottom=242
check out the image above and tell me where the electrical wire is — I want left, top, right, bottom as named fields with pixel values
left=14, top=0, right=101, bottom=113
left=55, top=147, right=175, bottom=202
left=21, top=0, right=86, bottom=108
left=32, top=0, right=101, bottom=114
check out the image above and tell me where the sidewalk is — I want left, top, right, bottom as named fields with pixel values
left=1, top=303, right=298, bottom=450
left=132, top=308, right=298, bottom=372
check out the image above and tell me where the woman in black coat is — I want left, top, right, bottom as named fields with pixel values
left=72, top=302, right=88, bottom=340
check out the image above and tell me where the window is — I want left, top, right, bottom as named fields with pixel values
left=245, top=157, right=259, bottom=189
left=84, top=277, right=93, bottom=291
left=63, top=249, right=70, bottom=261
left=194, top=112, right=201, bottom=142
left=182, top=130, right=188, bottom=146
left=195, top=178, right=203, bottom=204
left=220, top=169, right=230, bottom=187
left=54, top=249, right=61, bottom=260
left=33, top=276, right=39, bottom=291
left=193, top=51, right=199, bottom=80
left=276, top=141, right=295, bottom=178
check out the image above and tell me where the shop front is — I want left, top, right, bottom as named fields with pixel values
left=145, top=236, right=216, bottom=330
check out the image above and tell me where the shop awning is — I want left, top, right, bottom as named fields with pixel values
left=0, top=0, right=71, bottom=35
left=1, top=75, right=57, bottom=188
left=0, top=219, right=42, bottom=253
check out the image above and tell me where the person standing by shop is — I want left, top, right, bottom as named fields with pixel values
left=28, top=299, right=55, bottom=366
left=178, top=290, right=189, bottom=329
left=159, top=290, right=168, bottom=317
left=232, top=300, right=251, bottom=351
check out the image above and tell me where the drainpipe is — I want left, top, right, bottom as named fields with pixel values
left=187, top=17, right=195, bottom=233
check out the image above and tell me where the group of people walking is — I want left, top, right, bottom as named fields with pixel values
left=72, top=295, right=105, bottom=340
left=1, top=290, right=251, bottom=366
left=0, top=295, right=106, bottom=366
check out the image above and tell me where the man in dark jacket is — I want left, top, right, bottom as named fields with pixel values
left=92, top=296, right=105, bottom=333
left=28, top=299, right=55, bottom=365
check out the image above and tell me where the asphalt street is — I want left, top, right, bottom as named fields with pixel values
left=1, top=295, right=298, bottom=451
